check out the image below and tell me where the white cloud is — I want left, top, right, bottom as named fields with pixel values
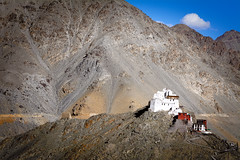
left=181, top=13, right=210, bottom=30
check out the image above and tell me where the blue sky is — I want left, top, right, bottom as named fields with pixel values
left=125, top=0, right=240, bottom=39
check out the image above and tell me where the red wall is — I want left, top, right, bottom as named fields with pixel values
left=178, top=113, right=191, bottom=121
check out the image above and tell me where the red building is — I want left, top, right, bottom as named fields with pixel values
left=178, top=113, right=191, bottom=121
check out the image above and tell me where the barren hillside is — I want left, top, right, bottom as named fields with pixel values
left=216, top=30, right=240, bottom=51
left=0, top=0, right=239, bottom=142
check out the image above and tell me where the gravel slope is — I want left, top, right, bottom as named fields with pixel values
left=0, top=0, right=239, bottom=141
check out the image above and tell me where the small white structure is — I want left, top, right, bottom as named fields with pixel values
left=193, top=119, right=207, bottom=132
left=150, top=88, right=182, bottom=115
left=193, top=124, right=205, bottom=131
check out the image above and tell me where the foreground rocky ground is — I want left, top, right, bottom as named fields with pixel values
left=0, top=110, right=239, bottom=160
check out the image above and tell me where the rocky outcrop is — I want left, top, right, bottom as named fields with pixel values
left=216, top=30, right=240, bottom=51
left=0, top=0, right=239, bottom=142
left=171, top=24, right=240, bottom=71
left=0, top=111, right=239, bottom=159
left=171, top=24, right=240, bottom=104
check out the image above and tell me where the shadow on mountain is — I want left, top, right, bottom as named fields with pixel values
left=134, top=102, right=150, bottom=118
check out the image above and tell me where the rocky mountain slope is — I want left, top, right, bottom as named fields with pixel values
left=0, top=0, right=240, bottom=142
left=0, top=111, right=239, bottom=159
left=216, top=30, right=240, bottom=51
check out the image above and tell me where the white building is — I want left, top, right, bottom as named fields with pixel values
left=150, top=88, right=182, bottom=115
left=193, top=119, right=207, bottom=132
